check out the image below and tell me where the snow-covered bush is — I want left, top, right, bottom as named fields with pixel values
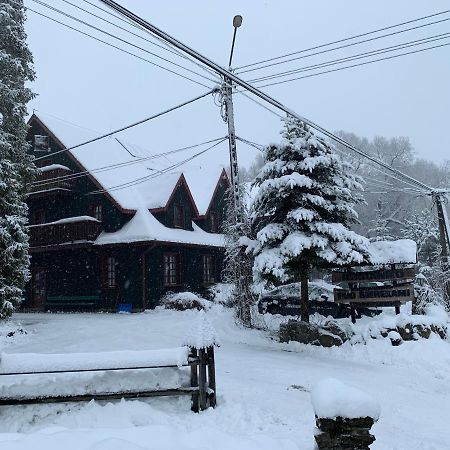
left=160, top=292, right=209, bottom=311
left=207, top=283, right=234, bottom=307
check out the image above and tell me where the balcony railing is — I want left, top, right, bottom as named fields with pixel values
left=30, top=167, right=75, bottom=193
left=29, top=216, right=101, bottom=247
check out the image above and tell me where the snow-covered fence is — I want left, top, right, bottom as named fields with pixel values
left=0, top=314, right=219, bottom=412
left=311, top=379, right=380, bottom=450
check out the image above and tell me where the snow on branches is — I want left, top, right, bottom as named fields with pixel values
left=250, top=116, right=369, bottom=293
left=0, top=0, right=36, bottom=318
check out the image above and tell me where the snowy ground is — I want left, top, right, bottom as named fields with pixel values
left=0, top=307, right=449, bottom=449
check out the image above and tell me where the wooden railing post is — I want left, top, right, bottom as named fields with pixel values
left=198, top=348, right=207, bottom=411
left=190, top=347, right=199, bottom=413
left=206, top=346, right=216, bottom=408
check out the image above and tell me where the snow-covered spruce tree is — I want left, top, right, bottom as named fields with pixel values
left=250, top=116, right=369, bottom=323
left=223, top=186, right=256, bottom=327
left=0, top=0, right=36, bottom=318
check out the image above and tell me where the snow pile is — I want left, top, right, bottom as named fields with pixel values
left=0, top=367, right=189, bottom=401
left=183, top=310, right=220, bottom=349
left=0, top=347, right=190, bottom=373
left=311, top=378, right=380, bottom=420
left=368, top=239, right=417, bottom=264
left=161, top=292, right=210, bottom=311
left=0, top=322, right=28, bottom=349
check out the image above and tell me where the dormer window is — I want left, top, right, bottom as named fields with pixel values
left=89, top=203, right=103, bottom=221
left=174, top=204, right=184, bottom=228
left=34, top=135, right=50, bottom=152
left=210, top=212, right=219, bottom=233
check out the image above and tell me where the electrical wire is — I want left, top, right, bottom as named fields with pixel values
left=248, top=32, right=450, bottom=84
left=34, top=89, right=216, bottom=162
left=254, top=40, right=450, bottom=88
left=235, top=9, right=450, bottom=72
left=87, top=138, right=227, bottom=195
left=32, top=137, right=227, bottom=186
left=61, top=0, right=222, bottom=83
left=24, top=5, right=214, bottom=89
left=29, top=0, right=218, bottom=86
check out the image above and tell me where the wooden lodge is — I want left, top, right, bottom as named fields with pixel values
left=23, top=113, right=230, bottom=312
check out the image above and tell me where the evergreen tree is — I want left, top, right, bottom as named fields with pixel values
left=0, top=0, right=36, bottom=318
left=250, top=116, right=368, bottom=322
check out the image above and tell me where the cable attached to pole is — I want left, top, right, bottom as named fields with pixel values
left=34, top=89, right=217, bottom=161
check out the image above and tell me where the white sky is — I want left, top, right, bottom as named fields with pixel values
left=25, top=0, right=450, bottom=170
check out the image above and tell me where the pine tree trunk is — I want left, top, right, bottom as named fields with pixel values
left=300, top=266, right=310, bottom=323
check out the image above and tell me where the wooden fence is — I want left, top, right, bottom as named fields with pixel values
left=0, top=345, right=216, bottom=413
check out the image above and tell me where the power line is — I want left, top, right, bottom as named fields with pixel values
left=235, top=9, right=450, bottom=72
left=248, top=32, right=450, bottom=84
left=24, top=6, right=214, bottom=89
left=87, top=138, right=227, bottom=195
left=27, top=0, right=218, bottom=87
left=236, top=91, right=429, bottom=194
left=97, top=1, right=436, bottom=194
left=34, top=89, right=216, bottom=162
left=62, top=0, right=221, bottom=82
left=32, top=137, right=227, bottom=186
left=255, top=40, right=450, bottom=88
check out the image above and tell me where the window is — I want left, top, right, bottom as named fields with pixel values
left=89, top=203, right=103, bottom=221
left=174, top=204, right=184, bottom=228
left=163, top=253, right=181, bottom=286
left=102, top=256, right=117, bottom=288
left=34, top=135, right=50, bottom=152
left=203, top=255, right=215, bottom=283
left=33, top=209, right=46, bottom=225
left=210, top=212, right=219, bottom=233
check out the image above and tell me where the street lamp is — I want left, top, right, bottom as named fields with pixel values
left=228, top=15, right=243, bottom=69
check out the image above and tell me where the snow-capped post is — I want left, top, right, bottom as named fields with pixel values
left=311, top=379, right=380, bottom=450
left=183, top=311, right=220, bottom=411
left=250, top=116, right=369, bottom=323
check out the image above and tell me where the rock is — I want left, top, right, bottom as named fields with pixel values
left=279, top=320, right=320, bottom=344
left=380, top=327, right=396, bottom=338
left=315, top=416, right=376, bottom=450
left=430, top=324, right=447, bottom=340
left=397, top=323, right=414, bottom=341
left=323, top=321, right=350, bottom=343
left=388, top=330, right=403, bottom=346
left=317, top=331, right=343, bottom=348
left=413, top=324, right=431, bottom=339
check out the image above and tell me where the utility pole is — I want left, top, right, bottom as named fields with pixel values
left=433, top=192, right=450, bottom=301
left=223, top=15, right=243, bottom=219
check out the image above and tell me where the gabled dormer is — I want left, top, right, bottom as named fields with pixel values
left=151, top=174, right=199, bottom=231
left=193, top=169, right=230, bottom=233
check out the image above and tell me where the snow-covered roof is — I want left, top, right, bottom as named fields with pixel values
left=31, top=113, right=224, bottom=213
left=183, top=165, right=228, bottom=216
left=39, top=164, right=71, bottom=172
left=368, top=239, right=417, bottom=265
left=95, top=207, right=224, bottom=247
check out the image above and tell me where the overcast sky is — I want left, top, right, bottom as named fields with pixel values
left=24, top=0, right=450, bottom=170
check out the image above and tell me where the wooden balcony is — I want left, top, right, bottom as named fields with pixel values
left=29, top=216, right=101, bottom=247
left=30, top=167, right=75, bottom=194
